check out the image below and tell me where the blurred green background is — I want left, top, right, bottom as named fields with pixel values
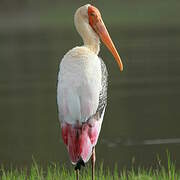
left=0, top=0, right=180, bottom=169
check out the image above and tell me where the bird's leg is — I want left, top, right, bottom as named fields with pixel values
left=76, top=169, right=79, bottom=180
left=91, top=146, right=96, bottom=180
left=75, top=158, right=85, bottom=180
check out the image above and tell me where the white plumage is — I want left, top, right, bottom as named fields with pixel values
left=57, top=46, right=102, bottom=124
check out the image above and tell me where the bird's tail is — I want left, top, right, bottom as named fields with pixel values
left=61, top=122, right=93, bottom=164
left=61, top=119, right=102, bottom=166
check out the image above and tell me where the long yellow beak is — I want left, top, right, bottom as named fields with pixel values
left=88, top=5, right=123, bottom=71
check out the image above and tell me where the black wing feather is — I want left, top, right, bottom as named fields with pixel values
left=96, top=58, right=108, bottom=117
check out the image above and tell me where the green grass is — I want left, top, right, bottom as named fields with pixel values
left=1, top=153, right=180, bottom=180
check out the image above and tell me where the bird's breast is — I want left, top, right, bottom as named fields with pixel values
left=57, top=47, right=102, bottom=124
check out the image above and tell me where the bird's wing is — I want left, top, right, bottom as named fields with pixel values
left=57, top=48, right=104, bottom=124
left=87, top=57, right=108, bottom=124
left=57, top=56, right=108, bottom=124
left=96, top=58, right=108, bottom=118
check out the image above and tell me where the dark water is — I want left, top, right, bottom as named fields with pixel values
left=0, top=23, right=180, bottom=169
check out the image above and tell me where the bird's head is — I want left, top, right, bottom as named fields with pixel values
left=74, top=4, right=123, bottom=71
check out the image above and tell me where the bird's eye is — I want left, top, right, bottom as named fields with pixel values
left=90, top=12, right=95, bottom=17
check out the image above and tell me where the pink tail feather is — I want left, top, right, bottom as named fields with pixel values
left=61, top=119, right=102, bottom=164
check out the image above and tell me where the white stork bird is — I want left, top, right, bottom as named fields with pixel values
left=57, top=4, right=123, bottom=180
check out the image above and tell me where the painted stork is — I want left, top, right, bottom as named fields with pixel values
left=57, top=4, right=123, bottom=180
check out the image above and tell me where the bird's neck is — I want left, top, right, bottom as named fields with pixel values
left=75, top=15, right=100, bottom=55
left=83, top=34, right=100, bottom=55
